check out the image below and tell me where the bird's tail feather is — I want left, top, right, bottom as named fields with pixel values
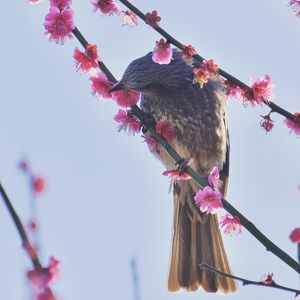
left=167, top=181, right=237, bottom=293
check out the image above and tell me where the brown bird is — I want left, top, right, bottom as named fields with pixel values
left=110, top=50, right=237, bottom=293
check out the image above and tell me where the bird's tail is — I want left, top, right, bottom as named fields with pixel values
left=167, top=181, right=237, bottom=293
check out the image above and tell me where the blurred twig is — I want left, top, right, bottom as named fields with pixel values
left=131, top=257, right=141, bottom=300
left=0, top=181, right=42, bottom=269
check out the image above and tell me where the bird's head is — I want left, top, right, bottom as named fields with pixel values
left=110, top=50, right=194, bottom=94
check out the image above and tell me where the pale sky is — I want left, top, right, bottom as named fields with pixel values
left=0, top=1, right=300, bottom=300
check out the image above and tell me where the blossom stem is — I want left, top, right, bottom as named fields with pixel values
left=0, top=181, right=42, bottom=269
left=70, top=27, right=300, bottom=274
left=200, top=263, right=300, bottom=295
left=117, top=0, right=299, bottom=126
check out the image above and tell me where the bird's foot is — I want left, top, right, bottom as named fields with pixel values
left=141, top=113, right=156, bottom=134
left=175, top=157, right=192, bottom=175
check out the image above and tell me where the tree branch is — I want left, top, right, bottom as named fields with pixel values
left=118, top=0, right=300, bottom=126
left=70, top=27, right=300, bottom=274
left=200, top=262, right=300, bottom=296
left=0, top=181, right=42, bottom=269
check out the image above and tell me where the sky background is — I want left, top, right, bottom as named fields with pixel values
left=0, top=1, right=300, bottom=300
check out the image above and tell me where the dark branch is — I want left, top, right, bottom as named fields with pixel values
left=70, top=27, right=300, bottom=274
left=118, top=0, right=299, bottom=125
left=0, top=182, right=42, bottom=269
left=200, top=263, right=300, bottom=296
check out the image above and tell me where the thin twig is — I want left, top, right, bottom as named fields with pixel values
left=70, top=27, right=300, bottom=274
left=200, top=262, right=300, bottom=296
left=0, top=181, right=42, bottom=269
left=118, top=0, right=300, bottom=125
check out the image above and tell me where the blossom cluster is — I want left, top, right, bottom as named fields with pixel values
left=74, top=44, right=100, bottom=73
left=44, top=0, right=75, bottom=44
left=180, top=45, right=197, bottom=65
left=145, top=10, right=161, bottom=27
left=27, top=257, right=60, bottom=300
left=249, top=75, right=275, bottom=106
left=91, top=0, right=137, bottom=26
left=193, top=59, right=219, bottom=88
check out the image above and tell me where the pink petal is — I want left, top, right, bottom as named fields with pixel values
left=111, top=89, right=140, bottom=108
left=90, top=72, right=114, bottom=99
left=194, top=186, right=223, bottom=214
left=219, top=214, right=242, bottom=235
left=290, top=228, right=300, bottom=243
left=152, top=39, right=173, bottom=65
left=156, top=120, right=175, bottom=143
left=162, top=169, right=191, bottom=181
left=113, top=109, right=141, bottom=134
left=122, top=10, right=138, bottom=26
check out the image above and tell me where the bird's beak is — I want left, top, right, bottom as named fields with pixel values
left=109, top=82, right=125, bottom=93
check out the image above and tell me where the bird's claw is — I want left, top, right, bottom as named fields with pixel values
left=141, top=113, right=156, bottom=134
left=176, top=157, right=192, bottom=175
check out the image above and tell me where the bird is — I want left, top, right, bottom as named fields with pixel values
left=110, top=49, right=237, bottom=293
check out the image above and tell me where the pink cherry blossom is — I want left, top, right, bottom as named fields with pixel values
left=202, top=59, right=219, bottom=77
left=193, top=68, right=210, bottom=88
left=50, top=0, right=72, bottom=10
left=221, top=79, right=245, bottom=101
left=219, top=214, right=242, bottom=235
left=156, top=120, right=175, bottom=143
left=250, top=74, right=275, bottom=106
left=162, top=169, right=191, bottom=181
left=284, top=112, right=300, bottom=135
left=290, top=228, right=300, bottom=243
left=193, top=59, right=219, bottom=88
left=194, top=186, right=223, bottom=214
left=27, top=269, right=51, bottom=291
left=152, top=39, right=173, bottom=65
left=44, top=7, right=75, bottom=43
left=85, top=44, right=100, bottom=61
left=112, top=89, right=140, bottom=108
left=32, top=176, right=46, bottom=194
left=142, top=135, right=160, bottom=152
left=145, top=10, right=161, bottom=27
left=27, top=257, right=59, bottom=292
left=208, top=166, right=222, bottom=190
left=122, top=10, right=138, bottom=26
left=113, top=109, right=141, bottom=134
left=262, top=273, right=275, bottom=285
left=74, top=44, right=99, bottom=73
left=91, top=0, right=120, bottom=15
left=180, top=45, right=197, bottom=64
left=260, top=114, right=274, bottom=133
left=90, top=72, right=114, bottom=99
